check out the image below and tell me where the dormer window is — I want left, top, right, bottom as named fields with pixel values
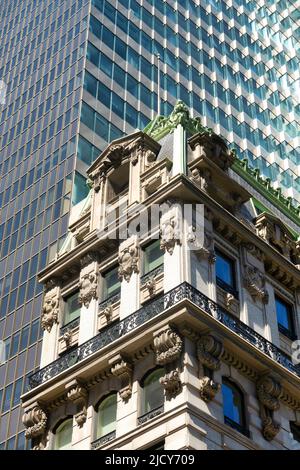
left=107, top=162, right=129, bottom=202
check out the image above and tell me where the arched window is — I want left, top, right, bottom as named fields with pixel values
left=96, top=393, right=117, bottom=439
left=54, top=418, right=73, bottom=450
left=140, top=368, right=164, bottom=417
left=221, top=378, right=248, bottom=436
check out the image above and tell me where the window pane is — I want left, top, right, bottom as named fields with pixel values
left=64, top=292, right=81, bottom=325
left=144, top=240, right=163, bottom=274
left=98, top=394, right=117, bottom=438
left=275, top=296, right=293, bottom=332
left=216, top=251, right=234, bottom=287
left=103, top=267, right=120, bottom=299
left=222, top=379, right=244, bottom=427
left=55, top=419, right=73, bottom=450
left=142, top=369, right=164, bottom=415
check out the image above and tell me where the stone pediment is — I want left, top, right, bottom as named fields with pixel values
left=188, top=133, right=251, bottom=213
left=87, top=131, right=161, bottom=191
left=255, top=212, right=297, bottom=259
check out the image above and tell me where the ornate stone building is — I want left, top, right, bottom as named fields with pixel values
left=21, top=102, right=300, bottom=450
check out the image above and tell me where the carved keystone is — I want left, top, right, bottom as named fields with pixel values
left=110, top=354, right=133, bottom=401
left=66, top=379, right=88, bottom=428
left=22, top=402, right=48, bottom=450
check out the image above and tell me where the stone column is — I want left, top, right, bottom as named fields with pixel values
left=78, top=252, right=99, bottom=345
left=40, top=279, right=61, bottom=367
left=118, top=235, right=140, bottom=319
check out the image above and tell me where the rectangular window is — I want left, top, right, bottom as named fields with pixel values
left=215, top=250, right=237, bottom=297
left=143, top=240, right=163, bottom=275
left=64, top=291, right=81, bottom=326
left=103, top=266, right=121, bottom=300
left=275, top=296, right=295, bottom=340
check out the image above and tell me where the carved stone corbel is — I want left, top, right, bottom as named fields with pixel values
left=153, top=326, right=183, bottom=365
left=243, top=265, right=269, bottom=304
left=110, top=355, right=133, bottom=401
left=187, top=228, right=216, bottom=264
left=22, top=402, right=48, bottom=450
left=160, top=369, right=182, bottom=400
left=66, top=380, right=88, bottom=428
left=41, top=279, right=61, bottom=333
left=79, top=252, right=99, bottom=308
left=118, top=240, right=139, bottom=282
left=199, top=376, right=221, bottom=402
left=197, top=334, right=224, bottom=371
left=256, top=375, right=281, bottom=441
left=145, top=276, right=156, bottom=297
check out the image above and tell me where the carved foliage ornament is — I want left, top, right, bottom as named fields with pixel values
left=199, top=376, right=221, bottom=403
left=197, top=334, right=224, bottom=371
left=153, top=326, right=183, bottom=365
left=160, top=369, right=182, bottom=400
left=160, top=206, right=182, bottom=255
left=79, top=252, right=99, bottom=308
left=118, top=243, right=139, bottom=282
left=22, top=403, right=48, bottom=450
left=41, top=282, right=60, bottom=333
left=243, top=266, right=269, bottom=304
left=256, top=375, right=282, bottom=441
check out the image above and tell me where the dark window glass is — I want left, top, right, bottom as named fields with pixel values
left=103, top=266, right=120, bottom=300
left=275, top=296, right=295, bottom=339
left=64, top=291, right=81, bottom=326
left=143, top=240, right=163, bottom=275
left=290, top=422, right=300, bottom=443
left=215, top=250, right=237, bottom=296
left=141, top=368, right=164, bottom=416
left=222, top=378, right=248, bottom=436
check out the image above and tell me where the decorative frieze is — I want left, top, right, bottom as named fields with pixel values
left=153, top=326, right=183, bottom=365
left=41, top=280, right=60, bottom=333
left=66, top=379, right=88, bottom=428
left=110, top=355, right=133, bottom=401
left=243, top=265, right=269, bottom=304
left=118, top=240, right=139, bottom=282
left=22, top=402, right=48, bottom=450
left=79, top=252, right=99, bottom=308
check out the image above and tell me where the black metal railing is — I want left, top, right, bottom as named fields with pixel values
left=60, top=317, right=80, bottom=336
left=91, top=431, right=116, bottom=450
left=28, top=282, right=300, bottom=390
left=138, top=406, right=164, bottom=425
left=99, top=292, right=121, bottom=311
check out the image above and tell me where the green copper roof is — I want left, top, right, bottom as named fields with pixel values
left=144, top=100, right=212, bottom=141
left=144, top=101, right=300, bottom=231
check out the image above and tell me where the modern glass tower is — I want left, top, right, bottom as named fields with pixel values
left=0, top=0, right=299, bottom=450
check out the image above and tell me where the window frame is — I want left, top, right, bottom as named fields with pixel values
left=63, top=290, right=81, bottom=327
left=102, top=265, right=121, bottom=302
left=215, top=248, right=238, bottom=298
left=95, top=392, right=118, bottom=440
left=53, top=418, right=73, bottom=450
left=142, top=239, right=164, bottom=276
left=275, top=294, right=296, bottom=340
left=221, top=377, right=249, bottom=437
left=140, top=367, right=165, bottom=418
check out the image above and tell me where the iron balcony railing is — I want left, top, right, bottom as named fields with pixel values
left=91, top=431, right=116, bottom=450
left=28, top=283, right=300, bottom=390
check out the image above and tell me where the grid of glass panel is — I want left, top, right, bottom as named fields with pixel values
left=80, top=0, right=299, bottom=206
left=0, top=0, right=90, bottom=449
left=0, top=0, right=299, bottom=450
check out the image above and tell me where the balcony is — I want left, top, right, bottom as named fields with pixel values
left=28, top=282, right=300, bottom=390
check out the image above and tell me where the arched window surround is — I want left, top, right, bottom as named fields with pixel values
left=139, top=367, right=165, bottom=420
left=53, top=417, right=73, bottom=451
left=94, top=392, right=118, bottom=441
